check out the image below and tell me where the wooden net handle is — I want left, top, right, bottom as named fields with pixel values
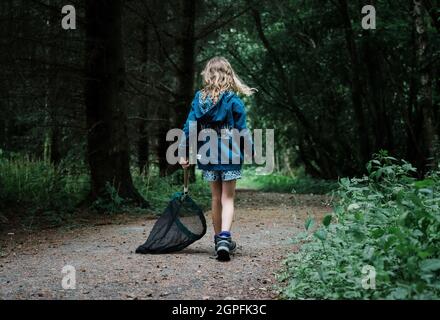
left=183, top=168, right=189, bottom=194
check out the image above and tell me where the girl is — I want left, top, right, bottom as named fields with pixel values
left=179, top=56, right=256, bottom=261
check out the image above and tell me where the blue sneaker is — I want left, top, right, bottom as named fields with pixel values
left=214, top=235, right=236, bottom=261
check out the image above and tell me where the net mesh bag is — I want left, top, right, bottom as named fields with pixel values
left=135, top=171, right=206, bottom=254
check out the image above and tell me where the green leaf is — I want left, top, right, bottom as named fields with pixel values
left=340, top=178, right=350, bottom=188
left=333, top=205, right=344, bottom=216
left=363, top=246, right=375, bottom=260
left=420, top=259, right=440, bottom=272
left=388, top=287, right=409, bottom=300
left=371, top=228, right=384, bottom=238
left=314, top=229, right=327, bottom=241
left=347, top=203, right=361, bottom=211
left=305, top=217, right=314, bottom=231
left=417, top=251, right=431, bottom=259
left=414, top=179, right=434, bottom=189
left=419, top=188, right=433, bottom=195
left=354, top=211, right=363, bottom=221
left=317, top=267, right=326, bottom=282
left=322, top=214, right=332, bottom=227
left=349, top=225, right=365, bottom=241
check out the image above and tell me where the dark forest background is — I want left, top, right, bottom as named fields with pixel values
left=0, top=0, right=439, bottom=217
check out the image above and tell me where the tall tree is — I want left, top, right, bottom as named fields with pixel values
left=44, top=0, right=61, bottom=165
left=137, top=18, right=151, bottom=174
left=175, top=0, right=197, bottom=126
left=84, top=0, right=147, bottom=206
left=338, top=0, right=371, bottom=165
left=414, top=0, right=435, bottom=172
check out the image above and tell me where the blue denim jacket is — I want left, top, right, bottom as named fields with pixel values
left=179, top=90, right=253, bottom=171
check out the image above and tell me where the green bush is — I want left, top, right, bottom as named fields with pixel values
left=279, top=154, right=440, bottom=299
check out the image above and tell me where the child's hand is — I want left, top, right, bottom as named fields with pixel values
left=179, top=157, right=190, bottom=169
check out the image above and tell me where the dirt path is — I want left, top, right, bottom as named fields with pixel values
left=0, top=191, right=331, bottom=300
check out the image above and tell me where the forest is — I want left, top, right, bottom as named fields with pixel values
left=0, top=0, right=439, bottom=300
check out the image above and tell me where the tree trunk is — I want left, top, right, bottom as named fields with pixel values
left=45, top=0, right=61, bottom=165
left=338, top=0, right=371, bottom=166
left=175, top=0, right=197, bottom=125
left=161, top=0, right=197, bottom=179
left=358, top=1, right=391, bottom=153
left=84, top=0, right=147, bottom=206
left=137, top=20, right=150, bottom=175
left=137, top=119, right=149, bottom=175
left=414, top=0, right=435, bottom=173
left=405, top=17, right=422, bottom=167
left=179, top=0, right=197, bottom=182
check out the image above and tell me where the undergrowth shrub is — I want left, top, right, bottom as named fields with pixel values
left=0, top=153, right=89, bottom=212
left=279, top=153, right=440, bottom=299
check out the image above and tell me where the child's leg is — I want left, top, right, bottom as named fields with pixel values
left=220, top=180, right=236, bottom=232
left=209, top=180, right=223, bottom=234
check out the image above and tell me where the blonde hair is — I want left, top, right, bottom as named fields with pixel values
left=200, top=56, right=256, bottom=103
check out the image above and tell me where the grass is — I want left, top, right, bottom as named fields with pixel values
left=238, top=167, right=337, bottom=194
left=0, top=154, right=88, bottom=229
left=0, top=154, right=89, bottom=215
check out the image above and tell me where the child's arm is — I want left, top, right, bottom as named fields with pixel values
left=232, top=97, right=254, bottom=160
